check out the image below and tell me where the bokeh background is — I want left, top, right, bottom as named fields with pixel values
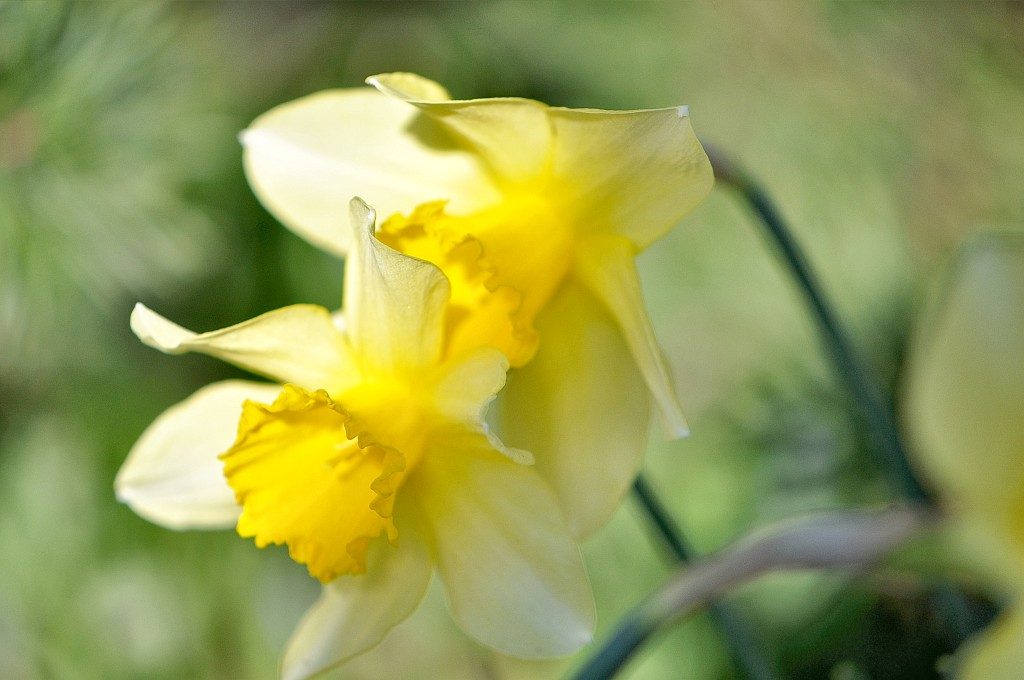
left=2, top=1, right=1022, bottom=678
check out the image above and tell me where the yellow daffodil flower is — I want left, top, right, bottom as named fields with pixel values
left=241, top=72, right=714, bottom=537
left=116, top=199, right=594, bottom=679
left=906, top=232, right=1024, bottom=678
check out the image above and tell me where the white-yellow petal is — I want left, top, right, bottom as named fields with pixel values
left=364, top=71, right=452, bottom=102
left=344, top=199, right=451, bottom=374
left=431, top=347, right=532, bottom=465
left=501, top=282, right=649, bottom=538
left=281, top=524, right=433, bottom=680
left=959, top=605, right=1024, bottom=680
left=412, top=435, right=595, bottom=657
left=906, top=233, right=1024, bottom=522
left=115, top=380, right=280, bottom=529
left=432, top=347, right=509, bottom=425
left=242, top=88, right=499, bottom=255
left=368, top=72, right=552, bottom=182
left=549, top=105, right=713, bottom=249
left=574, top=234, right=688, bottom=438
left=131, top=303, right=355, bottom=393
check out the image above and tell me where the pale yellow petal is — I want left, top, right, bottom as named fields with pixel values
left=905, top=233, right=1024, bottom=538
left=432, top=347, right=509, bottom=425
left=368, top=72, right=552, bottom=182
left=959, top=605, right=1024, bottom=680
left=344, top=199, right=450, bottom=375
left=241, top=88, right=499, bottom=255
left=411, top=431, right=595, bottom=657
left=432, top=349, right=532, bottom=465
left=365, top=71, right=452, bottom=101
left=500, top=282, right=649, bottom=538
left=281, top=518, right=432, bottom=680
left=548, top=105, right=713, bottom=249
left=573, top=234, right=688, bottom=438
left=131, top=303, right=355, bottom=393
left=115, top=380, right=280, bottom=530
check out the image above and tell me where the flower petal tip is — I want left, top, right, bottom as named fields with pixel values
left=113, top=489, right=173, bottom=530
left=237, top=127, right=279, bottom=155
left=657, top=400, right=690, bottom=440
left=112, top=475, right=137, bottom=508
left=665, top=420, right=690, bottom=440
left=130, top=302, right=190, bottom=353
left=535, top=619, right=595, bottom=658
left=500, top=445, right=535, bottom=466
left=655, top=389, right=690, bottom=439
left=113, top=480, right=222, bottom=532
left=652, top=396, right=690, bottom=441
left=670, top=421, right=691, bottom=439
left=349, top=196, right=375, bottom=230
left=281, top=659, right=323, bottom=680
left=365, top=72, right=450, bottom=103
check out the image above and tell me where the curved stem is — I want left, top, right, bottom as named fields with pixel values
left=574, top=506, right=927, bottom=680
left=706, top=147, right=928, bottom=503
left=631, top=476, right=779, bottom=680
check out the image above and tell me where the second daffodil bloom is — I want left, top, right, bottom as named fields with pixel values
left=242, top=72, right=714, bottom=538
left=116, top=199, right=595, bottom=679
left=906, top=233, right=1024, bottom=678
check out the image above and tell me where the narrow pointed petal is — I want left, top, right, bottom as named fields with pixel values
left=282, top=522, right=433, bottom=680
left=131, top=303, right=355, bottom=392
left=242, top=88, right=499, bottom=255
left=548, top=106, right=713, bottom=249
left=344, top=199, right=451, bottom=374
left=368, top=72, right=552, bottom=182
left=413, top=432, right=595, bottom=657
left=501, top=282, right=649, bottom=538
left=574, top=234, right=689, bottom=438
left=115, top=380, right=280, bottom=529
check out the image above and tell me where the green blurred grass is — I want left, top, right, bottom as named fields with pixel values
left=1, top=1, right=1022, bottom=678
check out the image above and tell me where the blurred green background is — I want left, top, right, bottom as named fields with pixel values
left=1, top=1, right=1022, bottom=678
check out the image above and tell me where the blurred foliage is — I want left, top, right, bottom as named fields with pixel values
left=1, top=1, right=1022, bottom=679
left=0, top=2, right=225, bottom=382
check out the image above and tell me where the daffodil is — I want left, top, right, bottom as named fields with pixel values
left=116, top=199, right=594, bottom=679
left=906, top=232, right=1024, bottom=678
left=242, top=72, right=714, bottom=537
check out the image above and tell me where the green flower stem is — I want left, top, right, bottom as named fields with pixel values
left=704, top=150, right=986, bottom=651
left=631, top=475, right=780, bottom=680
left=705, top=147, right=929, bottom=503
left=574, top=507, right=927, bottom=680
